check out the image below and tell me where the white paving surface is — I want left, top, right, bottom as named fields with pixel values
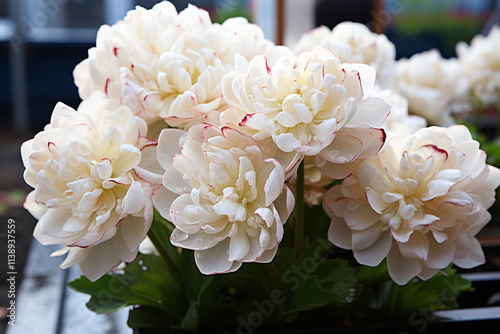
left=7, top=240, right=131, bottom=334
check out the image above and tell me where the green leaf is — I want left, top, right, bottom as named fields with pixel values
left=287, top=259, right=357, bottom=313
left=86, top=295, right=128, bottom=314
left=128, top=307, right=171, bottom=329
left=178, top=250, right=213, bottom=303
left=126, top=253, right=167, bottom=276
left=131, top=272, right=185, bottom=318
left=356, top=261, right=390, bottom=285
left=303, top=205, right=331, bottom=248
left=147, top=214, right=178, bottom=271
left=68, top=275, right=137, bottom=314
left=386, top=267, right=472, bottom=316
left=181, top=302, right=199, bottom=331
left=68, top=253, right=181, bottom=315
left=288, top=276, right=337, bottom=312
left=196, top=275, right=223, bottom=325
left=314, top=259, right=357, bottom=299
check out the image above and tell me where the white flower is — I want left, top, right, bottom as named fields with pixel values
left=457, top=25, right=500, bottom=106
left=324, top=125, right=500, bottom=285
left=222, top=46, right=390, bottom=179
left=395, top=50, right=470, bottom=126
left=369, top=85, right=427, bottom=134
left=74, top=1, right=276, bottom=129
left=153, top=124, right=294, bottom=274
left=21, top=93, right=155, bottom=281
left=294, top=22, right=396, bottom=88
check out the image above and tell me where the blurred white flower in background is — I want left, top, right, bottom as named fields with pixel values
left=294, top=22, right=396, bottom=89
left=395, top=49, right=470, bottom=126
left=368, top=85, right=427, bottom=134
left=457, top=25, right=500, bottom=106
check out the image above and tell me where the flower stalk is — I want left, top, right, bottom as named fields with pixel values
left=294, top=161, right=305, bottom=260
left=266, top=262, right=286, bottom=295
left=473, top=96, right=483, bottom=130
left=147, top=226, right=176, bottom=272
left=496, top=102, right=500, bottom=139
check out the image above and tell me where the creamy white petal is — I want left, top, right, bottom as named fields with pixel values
left=157, top=123, right=290, bottom=274
left=22, top=96, right=155, bottom=281
left=387, top=245, right=423, bottom=285
left=324, top=125, right=498, bottom=285
left=194, top=239, right=243, bottom=275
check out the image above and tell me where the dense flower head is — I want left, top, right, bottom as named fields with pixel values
left=222, top=46, right=390, bottom=179
left=154, top=124, right=294, bottom=274
left=74, top=1, right=276, bottom=129
left=395, top=49, right=470, bottom=126
left=456, top=25, right=500, bottom=106
left=324, top=125, right=500, bottom=285
left=294, top=22, right=396, bottom=88
left=21, top=93, right=156, bottom=281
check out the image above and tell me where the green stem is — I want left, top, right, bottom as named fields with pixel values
left=474, top=97, right=483, bottom=131
left=147, top=227, right=176, bottom=272
left=266, top=262, right=286, bottom=293
left=496, top=103, right=500, bottom=139
left=294, top=161, right=304, bottom=260
left=265, top=262, right=289, bottom=322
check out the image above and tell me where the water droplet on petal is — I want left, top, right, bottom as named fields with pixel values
left=347, top=200, right=358, bottom=211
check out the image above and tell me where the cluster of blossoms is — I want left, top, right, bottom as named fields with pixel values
left=22, top=2, right=500, bottom=285
left=393, top=25, right=500, bottom=126
left=395, top=50, right=469, bottom=127
left=294, top=22, right=396, bottom=89
left=457, top=25, right=500, bottom=106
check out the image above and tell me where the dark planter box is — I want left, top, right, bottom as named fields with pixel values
left=133, top=241, right=500, bottom=334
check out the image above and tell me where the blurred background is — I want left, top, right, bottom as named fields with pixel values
left=0, top=0, right=497, bottom=133
left=0, top=0, right=498, bottom=332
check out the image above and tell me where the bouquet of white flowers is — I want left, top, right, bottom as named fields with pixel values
left=21, top=2, right=500, bottom=332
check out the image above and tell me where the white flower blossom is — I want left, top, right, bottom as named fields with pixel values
left=22, top=93, right=156, bottom=281
left=324, top=125, right=500, bottom=285
left=395, top=50, right=470, bottom=126
left=73, top=1, right=277, bottom=129
left=457, top=25, right=500, bottom=106
left=294, top=22, right=396, bottom=88
left=222, top=46, right=390, bottom=180
left=369, top=85, right=427, bottom=134
left=154, top=124, right=294, bottom=274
